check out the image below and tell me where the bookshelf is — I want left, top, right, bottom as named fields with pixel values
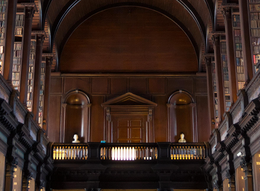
left=12, top=42, right=22, bottom=90
left=248, top=0, right=260, bottom=73
left=0, top=0, right=7, bottom=75
left=12, top=12, right=24, bottom=91
left=26, top=38, right=36, bottom=112
left=220, top=37, right=231, bottom=112
left=15, top=13, right=24, bottom=36
left=232, top=11, right=246, bottom=90
left=211, top=58, right=219, bottom=126
left=38, top=57, right=46, bottom=127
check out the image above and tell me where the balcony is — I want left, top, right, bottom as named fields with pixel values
left=51, top=142, right=209, bottom=190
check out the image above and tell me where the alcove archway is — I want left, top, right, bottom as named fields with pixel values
left=60, top=90, right=91, bottom=143
left=167, top=90, right=198, bottom=142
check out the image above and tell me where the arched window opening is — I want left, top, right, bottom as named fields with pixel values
left=167, top=90, right=198, bottom=142
left=61, top=90, right=91, bottom=143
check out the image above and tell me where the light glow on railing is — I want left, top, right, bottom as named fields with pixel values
left=101, top=146, right=157, bottom=161
left=170, top=145, right=205, bottom=160
left=53, top=146, right=88, bottom=160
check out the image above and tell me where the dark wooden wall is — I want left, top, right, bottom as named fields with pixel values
left=59, top=7, right=198, bottom=73
left=48, top=75, right=210, bottom=143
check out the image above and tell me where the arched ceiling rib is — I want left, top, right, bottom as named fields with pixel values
left=41, top=0, right=216, bottom=71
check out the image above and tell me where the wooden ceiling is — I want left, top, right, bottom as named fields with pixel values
left=28, top=0, right=230, bottom=72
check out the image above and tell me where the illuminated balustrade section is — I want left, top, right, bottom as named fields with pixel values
left=100, top=145, right=158, bottom=160
left=170, top=144, right=206, bottom=160
left=52, top=145, right=88, bottom=160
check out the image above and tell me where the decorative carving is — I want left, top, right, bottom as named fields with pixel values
left=211, top=34, right=220, bottom=46
left=222, top=7, right=231, bottom=19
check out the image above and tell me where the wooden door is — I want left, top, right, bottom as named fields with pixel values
left=113, top=115, right=146, bottom=143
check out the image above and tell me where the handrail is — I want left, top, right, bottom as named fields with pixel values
left=100, top=144, right=158, bottom=161
left=52, top=142, right=207, bottom=161
left=170, top=143, right=206, bottom=160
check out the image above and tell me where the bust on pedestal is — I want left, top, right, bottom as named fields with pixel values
left=178, top=133, right=186, bottom=143
left=72, top=133, right=80, bottom=143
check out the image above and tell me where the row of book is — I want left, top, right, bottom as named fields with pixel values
left=237, top=73, right=245, bottom=82
left=235, top=43, right=242, bottom=50
left=13, top=58, right=21, bottom=65
left=0, top=13, right=5, bottom=20
left=233, top=15, right=240, bottom=27
left=0, top=21, right=5, bottom=27
left=12, top=72, right=20, bottom=81
left=236, top=58, right=243, bottom=66
left=13, top=50, right=22, bottom=57
left=12, top=64, right=20, bottom=72
left=0, top=6, right=6, bottom=13
left=251, top=12, right=260, bottom=21
left=250, top=0, right=260, bottom=3
left=250, top=4, right=260, bottom=12
left=236, top=50, right=243, bottom=57
left=251, top=20, right=260, bottom=28
left=14, top=42, right=22, bottom=50
left=251, top=28, right=260, bottom=36
left=237, top=66, right=245, bottom=74
left=15, top=27, right=23, bottom=35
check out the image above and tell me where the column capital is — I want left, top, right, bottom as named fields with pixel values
left=222, top=7, right=232, bottom=19
left=24, top=5, right=35, bottom=18
left=211, top=34, right=220, bottom=46
left=204, top=56, right=212, bottom=66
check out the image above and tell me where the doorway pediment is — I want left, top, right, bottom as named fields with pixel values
left=101, top=92, right=157, bottom=107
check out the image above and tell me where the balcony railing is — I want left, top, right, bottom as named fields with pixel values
left=170, top=143, right=206, bottom=160
left=53, top=144, right=88, bottom=160
left=52, top=142, right=208, bottom=161
left=100, top=143, right=158, bottom=160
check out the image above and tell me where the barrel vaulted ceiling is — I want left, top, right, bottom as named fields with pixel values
left=29, top=0, right=229, bottom=72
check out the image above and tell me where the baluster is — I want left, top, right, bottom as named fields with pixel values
left=86, top=146, right=89, bottom=159
left=184, top=146, right=187, bottom=160
left=200, top=146, right=202, bottom=159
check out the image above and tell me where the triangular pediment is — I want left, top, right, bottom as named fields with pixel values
left=102, top=92, right=157, bottom=107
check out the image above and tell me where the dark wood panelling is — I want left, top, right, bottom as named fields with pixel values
left=90, top=96, right=105, bottom=141
left=49, top=75, right=208, bottom=142
left=195, top=77, right=207, bottom=94
left=63, top=77, right=90, bottom=94
left=110, top=78, right=127, bottom=95
left=129, top=78, right=147, bottom=95
left=196, top=95, right=210, bottom=142
left=60, top=7, right=198, bottom=73
left=50, top=77, right=63, bottom=94
left=167, top=78, right=193, bottom=94
left=48, top=95, right=61, bottom=142
left=153, top=96, right=168, bottom=142
left=91, top=78, right=109, bottom=95
left=148, top=78, right=166, bottom=94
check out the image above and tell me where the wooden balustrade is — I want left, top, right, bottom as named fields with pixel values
left=52, top=142, right=208, bottom=161
left=52, top=145, right=88, bottom=160
left=100, top=145, right=158, bottom=160
left=170, top=144, right=206, bottom=160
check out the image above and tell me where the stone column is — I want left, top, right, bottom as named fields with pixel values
left=205, top=56, right=215, bottom=131
left=222, top=7, right=238, bottom=103
left=19, top=6, right=34, bottom=105
left=32, top=32, right=45, bottom=122
left=4, top=158, right=17, bottom=191
left=241, top=158, right=253, bottom=191
left=3, top=0, right=17, bottom=82
left=212, top=34, right=225, bottom=123
left=43, top=56, right=52, bottom=134
left=239, top=0, right=254, bottom=82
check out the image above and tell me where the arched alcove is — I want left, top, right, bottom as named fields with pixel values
left=60, top=90, right=91, bottom=143
left=167, top=90, right=198, bottom=142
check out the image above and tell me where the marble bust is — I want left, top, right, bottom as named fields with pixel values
left=72, top=133, right=80, bottom=143
left=178, top=133, right=186, bottom=143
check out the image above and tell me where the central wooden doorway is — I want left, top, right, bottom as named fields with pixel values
left=113, top=115, right=146, bottom=143
left=102, top=92, right=157, bottom=143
